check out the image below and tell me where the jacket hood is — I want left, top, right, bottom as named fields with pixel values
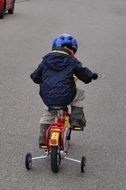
left=43, top=51, right=71, bottom=71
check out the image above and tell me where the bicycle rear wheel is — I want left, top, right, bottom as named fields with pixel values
left=51, top=146, right=61, bottom=173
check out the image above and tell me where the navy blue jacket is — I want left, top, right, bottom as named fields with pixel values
left=30, top=48, right=94, bottom=106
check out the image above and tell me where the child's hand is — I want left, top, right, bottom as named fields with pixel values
left=92, top=73, right=98, bottom=80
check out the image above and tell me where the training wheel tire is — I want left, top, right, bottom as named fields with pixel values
left=81, top=156, right=86, bottom=173
left=25, top=153, right=32, bottom=170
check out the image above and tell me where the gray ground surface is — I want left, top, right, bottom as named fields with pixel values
left=0, top=0, right=126, bottom=189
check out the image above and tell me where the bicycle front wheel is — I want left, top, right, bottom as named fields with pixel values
left=51, top=146, right=61, bottom=173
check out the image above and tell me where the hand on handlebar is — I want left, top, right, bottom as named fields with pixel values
left=92, top=73, right=98, bottom=80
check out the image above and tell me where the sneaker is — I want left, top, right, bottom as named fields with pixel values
left=38, top=124, right=49, bottom=148
left=71, top=106, right=86, bottom=131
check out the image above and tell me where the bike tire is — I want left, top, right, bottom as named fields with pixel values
left=51, top=146, right=60, bottom=173
left=81, top=156, right=86, bottom=173
left=25, top=153, right=32, bottom=170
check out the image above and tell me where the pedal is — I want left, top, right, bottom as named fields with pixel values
left=39, top=145, right=47, bottom=149
left=72, top=127, right=83, bottom=131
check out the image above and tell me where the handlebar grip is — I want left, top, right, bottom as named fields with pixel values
left=92, top=73, right=98, bottom=80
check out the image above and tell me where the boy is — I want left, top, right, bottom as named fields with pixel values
left=30, top=33, right=98, bottom=148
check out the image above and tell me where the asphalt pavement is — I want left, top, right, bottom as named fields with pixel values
left=0, top=0, right=126, bottom=189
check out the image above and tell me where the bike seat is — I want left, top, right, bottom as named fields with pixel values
left=48, top=106, right=68, bottom=112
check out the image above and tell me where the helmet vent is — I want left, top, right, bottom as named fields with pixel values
left=60, top=36, right=64, bottom=40
left=69, top=37, right=72, bottom=40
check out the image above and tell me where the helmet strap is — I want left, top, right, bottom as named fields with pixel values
left=64, top=47, right=76, bottom=58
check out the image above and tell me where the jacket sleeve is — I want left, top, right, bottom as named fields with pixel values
left=30, top=62, right=43, bottom=84
left=73, top=61, right=94, bottom=84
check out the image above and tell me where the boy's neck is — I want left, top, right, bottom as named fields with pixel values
left=64, top=47, right=76, bottom=57
left=52, top=47, right=76, bottom=57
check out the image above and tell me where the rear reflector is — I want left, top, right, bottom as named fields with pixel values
left=51, top=139, right=57, bottom=145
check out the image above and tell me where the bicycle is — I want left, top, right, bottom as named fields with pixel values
left=25, top=73, right=105, bottom=173
left=25, top=106, right=86, bottom=173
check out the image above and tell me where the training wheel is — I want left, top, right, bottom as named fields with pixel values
left=25, top=153, right=32, bottom=170
left=81, top=156, right=86, bottom=173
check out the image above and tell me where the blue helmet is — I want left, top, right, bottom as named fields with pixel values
left=52, top=34, right=78, bottom=52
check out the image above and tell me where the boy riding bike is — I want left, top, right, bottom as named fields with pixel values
left=30, top=33, right=98, bottom=148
